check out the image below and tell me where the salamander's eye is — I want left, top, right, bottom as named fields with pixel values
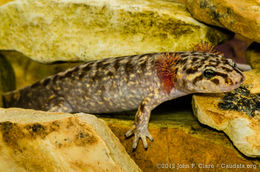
left=203, top=69, right=216, bottom=79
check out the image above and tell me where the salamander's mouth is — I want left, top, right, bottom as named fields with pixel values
left=221, top=72, right=245, bottom=93
left=221, top=84, right=242, bottom=93
left=221, top=80, right=245, bottom=93
left=191, top=81, right=244, bottom=94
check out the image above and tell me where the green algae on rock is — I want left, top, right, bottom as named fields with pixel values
left=0, top=0, right=228, bottom=63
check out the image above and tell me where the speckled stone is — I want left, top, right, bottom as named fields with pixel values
left=0, top=0, right=228, bottom=63
left=0, top=108, right=141, bottom=172
left=186, top=0, right=260, bottom=43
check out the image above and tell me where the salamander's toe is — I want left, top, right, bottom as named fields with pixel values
left=141, top=135, right=148, bottom=149
left=130, top=126, right=153, bottom=150
left=147, top=132, right=154, bottom=141
left=125, top=125, right=135, bottom=137
left=132, top=147, right=136, bottom=152
left=132, top=135, right=139, bottom=150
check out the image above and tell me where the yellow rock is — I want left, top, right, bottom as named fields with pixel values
left=0, top=108, right=141, bottom=172
left=246, top=44, right=260, bottom=72
left=243, top=70, right=260, bottom=94
left=103, top=109, right=259, bottom=170
left=186, top=0, right=260, bottom=43
left=0, top=0, right=228, bottom=63
left=0, top=0, right=13, bottom=6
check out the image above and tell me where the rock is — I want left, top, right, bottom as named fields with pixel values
left=0, top=0, right=228, bottom=63
left=0, top=53, right=16, bottom=107
left=0, top=54, right=16, bottom=92
left=185, top=0, right=260, bottom=43
left=247, top=43, right=260, bottom=70
left=192, top=70, right=260, bottom=158
left=101, top=98, right=259, bottom=171
left=0, top=53, right=15, bottom=107
left=241, top=69, right=260, bottom=94
left=214, top=34, right=253, bottom=71
left=0, top=51, right=82, bottom=89
left=0, top=108, right=141, bottom=172
left=185, top=0, right=260, bottom=71
left=0, top=0, right=13, bottom=6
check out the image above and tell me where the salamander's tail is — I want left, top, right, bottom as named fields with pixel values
left=2, top=87, right=75, bottom=113
left=1, top=90, right=20, bottom=108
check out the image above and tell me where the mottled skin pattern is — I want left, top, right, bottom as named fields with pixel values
left=3, top=52, right=245, bottom=149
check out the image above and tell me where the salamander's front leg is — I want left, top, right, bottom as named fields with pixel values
left=125, top=90, right=165, bottom=150
left=125, top=105, right=153, bottom=150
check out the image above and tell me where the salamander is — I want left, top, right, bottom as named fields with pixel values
left=2, top=44, right=245, bottom=150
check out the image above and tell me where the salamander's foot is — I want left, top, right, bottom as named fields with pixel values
left=125, top=125, right=153, bottom=150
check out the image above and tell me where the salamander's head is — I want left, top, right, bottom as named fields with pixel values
left=174, top=52, right=245, bottom=93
